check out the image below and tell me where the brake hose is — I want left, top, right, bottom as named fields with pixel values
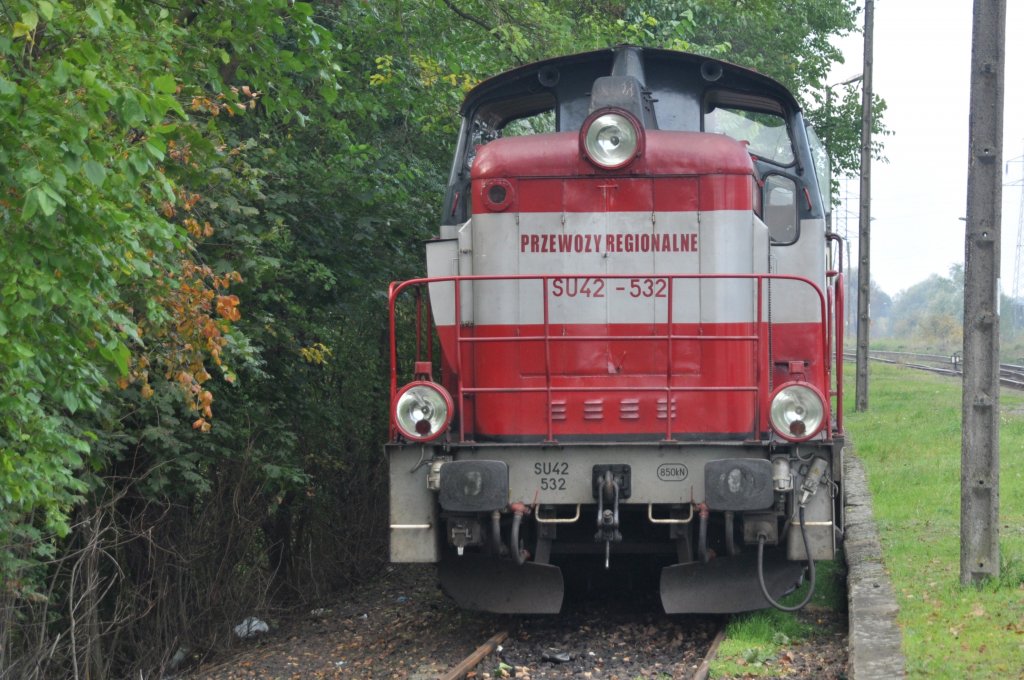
left=757, top=505, right=816, bottom=612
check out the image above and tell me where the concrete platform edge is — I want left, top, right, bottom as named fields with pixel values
left=844, top=451, right=907, bottom=679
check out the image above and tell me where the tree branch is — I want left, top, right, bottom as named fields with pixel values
left=440, top=0, right=493, bottom=32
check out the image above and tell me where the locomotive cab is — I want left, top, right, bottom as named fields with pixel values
left=386, top=46, right=845, bottom=614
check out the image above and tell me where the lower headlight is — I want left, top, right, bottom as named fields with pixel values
left=769, top=383, right=826, bottom=441
left=393, top=381, right=453, bottom=442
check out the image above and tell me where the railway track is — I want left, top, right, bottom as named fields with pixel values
left=846, top=349, right=1024, bottom=389
left=189, top=554, right=845, bottom=680
left=438, top=609, right=727, bottom=680
left=434, top=562, right=843, bottom=679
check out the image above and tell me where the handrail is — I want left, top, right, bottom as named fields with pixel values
left=542, top=277, right=554, bottom=442
left=454, top=277, right=466, bottom=442
left=389, top=272, right=836, bottom=442
left=834, top=272, right=845, bottom=433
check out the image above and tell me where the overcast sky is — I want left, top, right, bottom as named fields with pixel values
left=829, top=1, right=1023, bottom=297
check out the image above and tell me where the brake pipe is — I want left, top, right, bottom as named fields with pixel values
left=697, top=503, right=710, bottom=564
left=490, top=511, right=503, bottom=555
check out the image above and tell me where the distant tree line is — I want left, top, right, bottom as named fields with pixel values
left=846, top=263, right=1024, bottom=356
left=0, top=1, right=864, bottom=676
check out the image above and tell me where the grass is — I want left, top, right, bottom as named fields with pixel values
left=845, top=361, right=1024, bottom=678
left=712, top=361, right=1024, bottom=679
left=710, top=558, right=846, bottom=677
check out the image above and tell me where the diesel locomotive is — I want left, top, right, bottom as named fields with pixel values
left=386, top=46, right=845, bottom=614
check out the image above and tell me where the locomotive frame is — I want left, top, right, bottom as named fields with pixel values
left=385, top=46, right=845, bottom=614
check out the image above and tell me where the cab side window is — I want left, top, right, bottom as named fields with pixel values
left=763, top=175, right=798, bottom=244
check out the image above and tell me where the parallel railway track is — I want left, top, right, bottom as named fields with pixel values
left=845, top=349, right=1024, bottom=389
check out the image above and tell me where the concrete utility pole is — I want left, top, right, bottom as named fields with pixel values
left=855, top=0, right=874, bottom=412
left=961, top=0, right=1005, bottom=585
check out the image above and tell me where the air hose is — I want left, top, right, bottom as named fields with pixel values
left=509, top=503, right=530, bottom=565
left=757, top=505, right=816, bottom=612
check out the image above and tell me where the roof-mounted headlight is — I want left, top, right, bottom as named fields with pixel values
left=769, top=383, right=826, bottom=442
left=581, top=109, right=642, bottom=169
left=393, top=381, right=453, bottom=442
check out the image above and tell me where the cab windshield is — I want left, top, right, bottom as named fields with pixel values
left=705, top=106, right=794, bottom=166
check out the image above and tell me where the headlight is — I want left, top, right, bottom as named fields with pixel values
left=582, top=110, right=641, bottom=169
left=393, top=381, right=453, bottom=442
left=769, top=383, right=826, bottom=442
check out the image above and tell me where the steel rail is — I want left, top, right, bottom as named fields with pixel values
left=844, top=351, right=1024, bottom=390
left=691, top=621, right=728, bottom=680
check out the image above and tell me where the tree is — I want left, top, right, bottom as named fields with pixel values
left=888, top=268, right=964, bottom=349
left=844, top=267, right=892, bottom=337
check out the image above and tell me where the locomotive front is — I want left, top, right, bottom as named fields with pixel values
left=386, top=47, right=845, bottom=614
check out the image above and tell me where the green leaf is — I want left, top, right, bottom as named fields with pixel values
left=85, top=6, right=104, bottom=29
left=50, top=167, right=67, bottom=191
left=153, top=74, right=176, bottom=94
left=130, top=153, right=150, bottom=175
left=12, top=342, right=35, bottom=358
left=61, top=391, right=80, bottom=414
left=10, top=302, right=38, bottom=320
left=100, top=341, right=131, bottom=376
left=52, top=60, right=70, bottom=86
left=218, top=48, right=231, bottom=64
left=83, top=160, right=107, bottom=187
left=0, top=77, right=16, bottom=96
left=19, top=167, right=43, bottom=184
left=20, top=189, right=38, bottom=220
left=145, top=140, right=166, bottom=161
left=112, top=342, right=130, bottom=376
left=155, top=172, right=176, bottom=202
left=319, top=84, right=338, bottom=105
left=37, top=1, right=54, bottom=21
left=116, top=91, right=145, bottom=126
left=152, top=93, right=186, bottom=119
left=39, top=182, right=66, bottom=208
left=33, top=187, right=57, bottom=217
left=20, top=11, right=39, bottom=31
left=63, top=152, right=82, bottom=174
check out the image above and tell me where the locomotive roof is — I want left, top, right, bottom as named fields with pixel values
left=460, top=46, right=801, bottom=132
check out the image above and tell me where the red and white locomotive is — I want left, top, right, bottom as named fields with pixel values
left=386, top=46, right=845, bottom=613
